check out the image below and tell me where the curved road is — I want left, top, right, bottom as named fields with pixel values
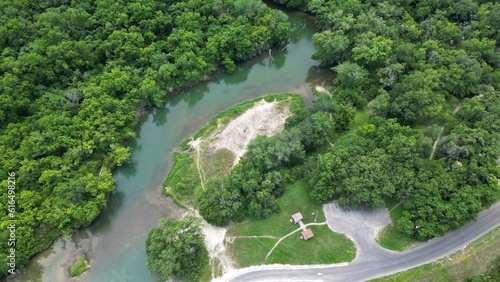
left=220, top=201, right=500, bottom=281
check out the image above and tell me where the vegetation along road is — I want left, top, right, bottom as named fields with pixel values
left=221, top=201, right=500, bottom=281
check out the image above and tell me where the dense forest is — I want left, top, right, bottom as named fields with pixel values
left=198, top=0, right=500, bottom=242
left=304, top=0, right=500, bottom=239
left=0, top=0, right=290, bottom=276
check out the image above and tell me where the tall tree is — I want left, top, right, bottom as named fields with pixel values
left=146, top=216, right=208, bottom=282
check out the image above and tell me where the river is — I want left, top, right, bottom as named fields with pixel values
left=9, top=5, right=332, bottom=282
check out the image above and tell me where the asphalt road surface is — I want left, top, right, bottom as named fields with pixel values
left=221, top=201, right=500, bottom=282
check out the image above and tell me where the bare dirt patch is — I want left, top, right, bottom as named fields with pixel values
left=208, top=99, right=291, bottom=165
left=315, top=85, right=330, bottom=95
left=202, top=221, right=235, bottom=276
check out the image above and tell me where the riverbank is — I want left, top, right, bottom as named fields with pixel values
left=164, top=93, right=304, bottom=205
left=163, top=93, right=304, bottom=279
left=10, top=7, right=330, bottom=280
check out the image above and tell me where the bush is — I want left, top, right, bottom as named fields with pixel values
left=179, top=138, right=192, bottom=151
left=69, top=255, right=87, bottom=277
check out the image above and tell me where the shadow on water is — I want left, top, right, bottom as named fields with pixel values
left=182, top=83, right=209, bottom=108
left=269, top=49, right=288, bottom=70
left=14, top=259, right=45, bottom=282
left=289, top=12, right=314, bottom=42
left=306, top=65, right=336, bottom=86
left=87, top=191, right=126, bottom=237
left=119, top=159, right=138, bottom=179
left=223, top=66, right=251, bottom=85
left=152, top=107, right=169, bottom=127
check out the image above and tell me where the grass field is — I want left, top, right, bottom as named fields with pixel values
left=163, top=152, right=201, bottom=206
left=372, top=226, right=500, bottom=282
left=349, top=108, right=370, bottom=131
left=377, top=224, right=420, bottom=251
left=226, top=180, right=326, bottom=238
left=227, top=237, right=278, bottom=267
left=69, top=255, right=87, bottom=277
left=226, top=180, right=355, bottom=267
left=377, top=198, right=420, bottom=251
left=266, top=224, right=356, bottom=265
left=201, top=148, right=235, bottom=180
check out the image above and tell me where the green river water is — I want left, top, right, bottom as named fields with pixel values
left=10, top=6, right=333, bottom=282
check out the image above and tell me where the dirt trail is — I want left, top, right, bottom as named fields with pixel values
left=189, top=138, right=205, bottom=190
left=202, top=221, right=235, bottom=275
left=429, top=102, right=462, bottom=160
left=388, top=200, right=406, bottom=213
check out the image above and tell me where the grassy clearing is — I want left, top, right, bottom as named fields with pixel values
left=69, top=255, right=87, bottom=277
left=201, top=148, right=235, bottom=180
left=163, top=152, right=201, bottom=206
left=377, top=224, right=419, bottom=252
left=227, top=237, right=278, bottom=267
left=389, top=204, right=405, bottom=222
left=372, top=226, right=500, bottom=282
left=266, top=224, right=356, bottom=265
left=377, top=198, right=419, bottom=251
left=227, top=180, right=355, bottom=267
left=349, top=108, right=370, bottom=131
left=226, top=180, right=326, bottom=238
left=199, top=261, right=212, bottom=282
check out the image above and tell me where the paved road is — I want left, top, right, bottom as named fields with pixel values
left=221, top=201, right=500, bottom=282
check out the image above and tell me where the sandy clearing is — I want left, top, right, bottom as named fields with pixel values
left=202, top=221, right=235, bottom=275
left=209, top=99, right=291, bottom=165
left=187, top=209, right=234, bottom=278
left=189, top=137, right=201, bottom=149
left=315, top=85, right=331, bottom=96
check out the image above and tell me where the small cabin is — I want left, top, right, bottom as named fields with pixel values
left=300, top=229, right=314, bottom=240
left=290, top=212, right=303, bottom=224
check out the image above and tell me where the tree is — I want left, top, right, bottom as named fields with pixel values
left=145, top=216, right=208, bottom=282
left=333, top=62, right=369, bottom=89
left=312, top=31, right=351, bottom=66
left=198, top=179, right=244, bottom=226
left=368, top=90, right=390, bottom=117
left=389, top=70, right=446, bottom=124
left=451, top=0, right=479, bottom=23
left=298, top=111, right=335, bottom=150
left=352, top=34, right=393, bottom=69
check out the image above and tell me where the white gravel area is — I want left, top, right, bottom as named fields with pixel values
left=209, top=99, right=291, bottom=165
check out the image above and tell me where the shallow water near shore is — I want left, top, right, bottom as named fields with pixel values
left=9, top=7, right=333, bottom=282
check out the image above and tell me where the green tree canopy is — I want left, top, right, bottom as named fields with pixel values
left=146, top=216, right=208, bottom=282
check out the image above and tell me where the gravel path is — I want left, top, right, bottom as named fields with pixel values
left=324, top=202, right=395, bottom=261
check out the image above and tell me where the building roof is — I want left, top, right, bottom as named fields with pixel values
left=291, top=212, right=303, bottom=223
left=301, top=229, right=314, bottom=240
